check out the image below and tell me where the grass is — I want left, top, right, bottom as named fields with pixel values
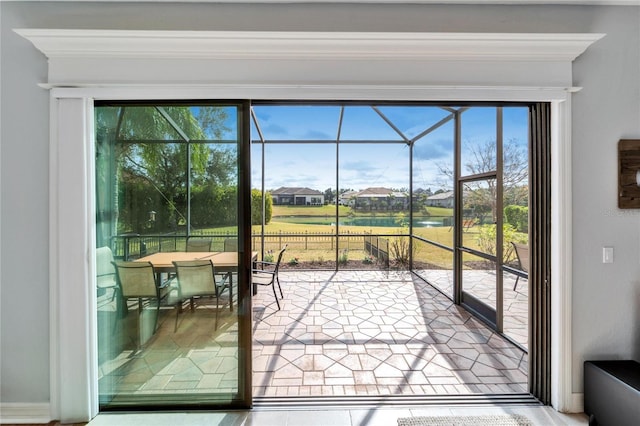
left=251, top=220, right=457, bottom=266
left=190, top=208, right=526, bottom=268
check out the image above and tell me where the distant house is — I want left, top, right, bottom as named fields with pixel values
left=270, top=187, right=324, bottom=206
left=338, top=190, right=359, bottom=206
left=426, top=190, right=455, bottom=208
left=351, top=187, right=409, bottom=211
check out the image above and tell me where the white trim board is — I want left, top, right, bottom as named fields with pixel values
left=11, top=0, right=640, bottom=5
left=15, top=30, right=604, bottom=89
left=14, top=29, right=600, bottom=420
left=46, top=84, right=578, bottom=102
left=14, top=30, right=603, bottom=61
left=0, top=403, right=52, bottom=424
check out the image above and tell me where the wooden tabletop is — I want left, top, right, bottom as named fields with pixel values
left=136, top=251, right=257, bottom=271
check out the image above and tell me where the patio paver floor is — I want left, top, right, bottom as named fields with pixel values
left=252, top=270, right=527, bottom=397
left=98, top=269, right=528, bottom=399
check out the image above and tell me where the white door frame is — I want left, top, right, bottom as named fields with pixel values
left=15, top=29, right=602, bottom=422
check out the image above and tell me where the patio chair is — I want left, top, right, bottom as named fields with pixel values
left=172, top=259, right=231, bottom=331
left=96, top=246, right=118, bottom=301
left=167, top=238, right=213, bottom=283
left=223, top=238, right=238, bottom=252
left=186, top=237, right=212, bottom=252
left=511, top=242, right=530, bottom=291
left=221, top=237, right=238, bottom=287
left=112, top=261, right=170, bottom=335
left=252, top=244, right=287, bottom=310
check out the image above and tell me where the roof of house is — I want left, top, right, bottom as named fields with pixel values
left=270, top=186, right=323, bottom=196
left=339, top=191, right=359, bottom=198
left=428, top=190, right=454, bottom=200
left=354, top=187, right=407, bottom=198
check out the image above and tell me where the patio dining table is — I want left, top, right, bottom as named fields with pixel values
left=136, top=251, right=258, bottom=291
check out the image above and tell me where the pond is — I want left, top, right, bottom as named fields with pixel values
left=274, top=215, right=450, bottom=228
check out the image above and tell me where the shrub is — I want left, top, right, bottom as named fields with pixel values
left=338, top=249, right=349, bottom=265
left=251, top=189, right=273, bottom=225
left=504, top=205, right=528, bottom=233
left=476, top=223, right=528, bottom=264
left=390, top=236, right=410, bottom=267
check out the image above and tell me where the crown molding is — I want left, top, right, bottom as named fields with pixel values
left=15, top=29, right=604, bottom=62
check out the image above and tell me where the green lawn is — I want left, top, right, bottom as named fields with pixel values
left=272, top=204, right=351, bottom=217
left=194, top=208, right=525, bottom=267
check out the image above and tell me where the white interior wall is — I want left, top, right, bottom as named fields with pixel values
left=570, top=6, right=640, bottom=390
left=1, top=0, right=638, bottom=412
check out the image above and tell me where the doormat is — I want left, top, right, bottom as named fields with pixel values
left=397, top=414, right=533, bottom=426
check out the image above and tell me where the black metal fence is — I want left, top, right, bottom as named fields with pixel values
left=363, top=232, right=390, bottom=268
left=111, top=230, right=400, bottom=267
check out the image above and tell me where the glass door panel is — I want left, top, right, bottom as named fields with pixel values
left=460, top=107, right=497, bottom=178
left=501, top=106, right=530, bottom=348
left=461, top=179, right=497, bottom=247
left=95, top=102, right=249, bottom=409
left=457, top=106, right=500, bottom=326
left=459, top=178, right=499, bottom=326
left=461, top=251, right=497, bottom=310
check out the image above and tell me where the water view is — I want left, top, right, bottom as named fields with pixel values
left=273, top=215, right=450, bottom=228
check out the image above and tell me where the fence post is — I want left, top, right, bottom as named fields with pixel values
left=384, top=238, right=390, bottom=269
left=124, top=236, right=130, bottom=260
left=305, top=230, right=308, bottom=250
left=374, top=236, right=379, bottom=258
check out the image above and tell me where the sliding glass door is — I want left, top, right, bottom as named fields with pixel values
left=93, top=101, right=532, bottom=409
left=95, top=102, right=252, bottom=409
left=454, top=106, right=530, bottom=337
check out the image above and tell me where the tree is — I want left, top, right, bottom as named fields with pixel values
left=95, top=105, right=234, bottom=236
left=437, top=138, right=527, bottom=221
left=251, top=189, right=273, bottom=225
left=323, top=187, right=336, bottom=204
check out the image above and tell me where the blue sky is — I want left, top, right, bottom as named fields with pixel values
left=250, top=105, right=528, bottom=192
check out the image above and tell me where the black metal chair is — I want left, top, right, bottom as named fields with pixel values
left=252, top=245, right=287, bottom=310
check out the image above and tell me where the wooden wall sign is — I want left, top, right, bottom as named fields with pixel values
left=618, top=139, right=640, bottom=208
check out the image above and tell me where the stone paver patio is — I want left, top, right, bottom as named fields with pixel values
left=252, top=270, right=527, bottom=397
left=98, top=269, right=528, bottom=401
left=415, top=269, right=529, bottom=349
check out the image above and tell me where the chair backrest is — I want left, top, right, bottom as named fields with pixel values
left=186, top=238, right=212, bottom=252
left=96, top=246, right=116, bottom=288
left=223, top=238, right=238, bottom=252
left=512, top=242, right=530, bottom=273
left=113, top=261, right=157, bottom=298
left=173, top=259, right=217, bottom=299
left=274, top=244, right=287, bottom=272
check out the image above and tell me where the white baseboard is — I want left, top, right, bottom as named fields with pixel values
left=0, top=402, right=51, bottom=424
left=569, top=392, right=585, bottom=414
